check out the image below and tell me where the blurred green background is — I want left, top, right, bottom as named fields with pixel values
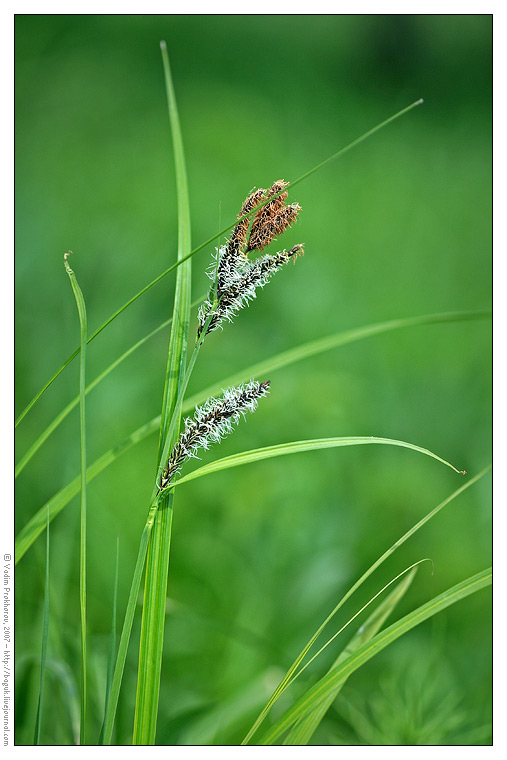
left=15, top=15, right=491, bottom=745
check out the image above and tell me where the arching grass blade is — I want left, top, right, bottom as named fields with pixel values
left=15, top=100, right=424, bottom=429
left=242, top=465, right=490, bottom=744
left=16, top=308, right=488, bottom=478
left=169, top=436, right=466, bottom=490
left=15, top=311, right=488, bottom=563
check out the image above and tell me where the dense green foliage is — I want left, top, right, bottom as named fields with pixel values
left=15, top=15, right=491, bottom=745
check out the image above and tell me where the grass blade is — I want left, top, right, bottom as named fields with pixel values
left=15, top=100, right=424, bottom=429
left=184, top=310, right=490, bottom=411
left=169, top=436, right=466, bottom=490
left=63, top=252, right=88, bottom=745
left=15, top=417, right=159, bottom=565
left=242, top=465, right=490, bottom=744
left=132, top=41, right=193, bottom=745
left=33, top=506, right=50, bottom=745
left=102, top=500, right=159, bottom=745
left=15, top=294, right=205, bottom=479
left=99, top=536, right=120, bottom=745
left=283, top=566, right=418, bottom=745
left=259, top=568, right=492, bottom=744
left=16, top=308, right=488, bottom=478
left=15, top=310, right=488, bottom=563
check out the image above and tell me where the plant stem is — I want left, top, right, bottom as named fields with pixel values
left=64, top=253, right=88, bottom=745
left=132, top=40, right=192, bottom=745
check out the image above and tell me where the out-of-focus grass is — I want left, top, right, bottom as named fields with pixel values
left=15, top=15, right=491, bottom=745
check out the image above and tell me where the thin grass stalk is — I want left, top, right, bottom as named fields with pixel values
left=15, top=416, right=158, bottom=565
left=285, top=560, right=430, bottom=693
left=242, top=465, right=490, bottom=744
left=284, top=566, right=417, bottom=745
left=14, top=295, right=202, bottom=479
left=102, top=501, right=159, bottom=745
left=64, top=252, right=88, bottom=745
left=106, top=536, right=120, bottom=709
left=15, top=100, right=423, bottom=429
left=99, top=536, right=120, bottom=745
left=33, top=506, right=50, bottom=745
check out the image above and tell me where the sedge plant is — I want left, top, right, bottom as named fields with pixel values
left=15, top=42, right=491, bottom=746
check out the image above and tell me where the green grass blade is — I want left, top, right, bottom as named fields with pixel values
left=63, top=252, right=88, bottom=745
left=15, top=416, right=159, bottom=565
left=169, top=436, right=465, bottom=490
left=15, top=294, right=205, bottom=479
left=13, top=431, right=464, bottom=567
left=16, top=308, right=487, bottom=479
left=15, top=310, right=489, bottom=563
left=99, top=536, right=120, bottom=745
left=242, top=466, right=490, bottom=744
left=285, top=561, right=428, bottom=688
left=183, top=310, right=490, bottom=411
left=106, top=536, right=120, bottom=712
left=33, top=506, right=50, bottom=745
left=132, top=41, right=193, bottom=746
left=15, top=99, right=424, bottom=429
left=283, top=567, right=418, bottom=745
left=259, top=568, right=492, bottom=745
left=102, top=500, right=159, bottom=745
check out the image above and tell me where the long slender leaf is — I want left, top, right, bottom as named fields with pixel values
left=15, top=99, right=423, bottom=429
left=16, top=308, right=488, bottom=479
left=14, top=295, right=204, bottom=479
left=33, top=507, right=50, bottom=745
left=63, top=252, right=88, bottom=745
left=99, top=536, right=120, bottom=745
left=133, top=41, right=193, bottom=745
left=102, top=500, right=159, bottom=745
left=183, top=309, right=490, bottom=412
left=15, top=417, right=159, bottom=565
left=169, top=436, right=465, bottom=490
left=283, top=567, right=417, bottom=745
left=242, top=465, right=490, bottom=744
left=15, top=310, right=487, bottom=563
left=259, top=568, right=492, bottom=745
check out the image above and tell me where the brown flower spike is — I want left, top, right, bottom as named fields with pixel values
left=197, top=180, right=304, bottom=337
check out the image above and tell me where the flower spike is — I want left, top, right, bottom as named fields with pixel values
left=197, top=180, right=304, bottom=338
left=159, top=380, right=270, bottom=490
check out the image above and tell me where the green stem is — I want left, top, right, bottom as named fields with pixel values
left=132, top=41, right=193, bottom=746
left=102, top=499, right=160, bottom=745
left=63, top=253, right=88, bottom=745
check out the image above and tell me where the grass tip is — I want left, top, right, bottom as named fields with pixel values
left=160, top=40, right=167, bottom=50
